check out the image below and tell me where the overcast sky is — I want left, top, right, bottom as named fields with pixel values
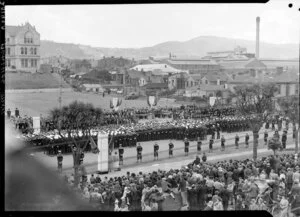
left=5, top=1, right=300, bottom=48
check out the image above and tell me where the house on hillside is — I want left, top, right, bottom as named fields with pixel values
left=201, top=73, right=230, bottom=86
left=272, top=72, right=299, bottom=97
left=185, top=74, right=202, bottom=88
left=5, top=22, right=40, bottom=73
left=168, top=73, right=189, bottom=90
left=127, top=70, right=148, bottom=87
left=185, top=84, right=229, bottom=98
left=143, top=83, right=168, bottom=95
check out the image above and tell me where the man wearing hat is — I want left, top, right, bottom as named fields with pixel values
left=209, top=136, right=214, bottom=153
left=153, top=142, right=159, bottom=161
left=197, top=137, right=202, bottom=153
left=57, top=150, right=63, bottom=173
left=15, top=108, right=20, bottom=118
left=245, top=133, right=249, bottom=148
left=264, top=130, right=268, bottom=146
left=168, top=140, right=174, bottom=158
left=281, top=130, right=287, bottom=150
left=221, top=135, right=225, bottom=151
left=7, top=108, right=11, bottom=119
left=202, top=152, right=207, bottom=163
left=136, top=143, right=143, bottom=163
left=235, top=134, right=239, bottom=149
left=118, top=144, right=124, bottom=166
left=184, top=138, right=189, bottom=156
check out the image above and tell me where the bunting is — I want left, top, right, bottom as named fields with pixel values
left=147, top=96, right=158, bottom=108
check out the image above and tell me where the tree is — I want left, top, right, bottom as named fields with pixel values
left=234, top=83, right=278, bottom=161
left=268, top=136, right=282, bottom=156
left=216, top=90, right=223, bottom=98
left=49, top=101, right=103, bottom=186
left=277, top=95, right=300, bottom=153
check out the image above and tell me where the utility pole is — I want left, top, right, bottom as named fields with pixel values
left=123, top=68, right=126, bottom=97
left=58, top=58, right=63, bottom=130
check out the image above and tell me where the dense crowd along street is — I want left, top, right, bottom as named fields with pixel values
left=61, top=153, right=300, bottom=214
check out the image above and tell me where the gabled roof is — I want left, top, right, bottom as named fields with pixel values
left=127, top=70, right=146, bottom=79
left=144, top=83, right=168, bottom=89
left=169, top=72, right=189, bottom=79
left=130, top=64, right=182, bottom=74
left=202, top=73, right=228, bottom=82
left=188, top=74, right=203, bottom=80
left=272, top=72, right=299, bottom=83
left=6, top=25, right=23, bottom=37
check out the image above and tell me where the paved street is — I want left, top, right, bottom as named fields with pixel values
left=30, top=124, right=298, bottom=178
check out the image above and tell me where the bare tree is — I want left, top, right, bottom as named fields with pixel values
left=234, top=83, right=278, bottom=161
left=50, top=101, right=103, bottom=186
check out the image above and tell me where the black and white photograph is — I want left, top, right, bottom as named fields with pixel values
left=4, top=0, right=300, bottom=214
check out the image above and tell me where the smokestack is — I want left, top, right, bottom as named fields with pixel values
left=256, top=16, right=260, bottom=59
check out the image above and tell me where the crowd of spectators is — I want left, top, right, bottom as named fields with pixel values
left=63, top=153, right=300, bottom=214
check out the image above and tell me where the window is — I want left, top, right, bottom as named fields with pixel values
left=24, top=59, right=28, bottom=68
left=34, top=48, right=37, bottom=55
left=6, top=38, right=10, bottom=43
left=205, top=80, right=208, bottom=85
left=30, top=48, right=33, bottom=55
left=24, top=47, right=27, bottom=55
left=21, top=59, right=25, bottom=67
left=7, top=60, right=11, bottom=67
left=21, top=47, right=24, bottom=55
left=24, top=32, right=33, bottom=44
left=7, top=48, right=10, bottom=55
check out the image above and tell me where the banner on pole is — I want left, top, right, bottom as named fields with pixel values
left=209, top=97, right=217, bottom=107
left=97, top=133, right=109, bottom=173
left=32, top=117, right=41, bottom=134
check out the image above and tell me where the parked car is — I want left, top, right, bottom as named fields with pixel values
left=117, top=89, right=123, bottom=94
left=125, top=92, right=139, bottom=100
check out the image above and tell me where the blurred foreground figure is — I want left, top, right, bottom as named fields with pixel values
left=5, top=121, right=94, bottom=211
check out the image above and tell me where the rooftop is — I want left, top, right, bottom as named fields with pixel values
left=144, top=83, right=168, bottom=89
left=220, top=58, right=266, bottom=69
left=167, top=59, right=219, bottom=65
left=130, top=64, right=182, bottom=74
left=187, top=84, right=226, bottom=91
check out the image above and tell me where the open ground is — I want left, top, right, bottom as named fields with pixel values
left=5, top=90, right=182, bottom=117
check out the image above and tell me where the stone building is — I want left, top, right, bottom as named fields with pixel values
left=5, top=22, right=40, bottom=73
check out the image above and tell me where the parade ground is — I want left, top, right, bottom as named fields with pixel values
left=30, top=125, right=297, bottom=179
left=5, top=91, right=181, bottom=117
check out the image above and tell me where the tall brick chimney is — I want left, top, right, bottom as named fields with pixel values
left=256, top=17, right=260, bottom=59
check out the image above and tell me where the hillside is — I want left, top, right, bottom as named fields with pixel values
left=40, top=36, right=299, bottom=60
left=5, top=72, right=70, bottom=90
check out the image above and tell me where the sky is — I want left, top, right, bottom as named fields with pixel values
left=5, top=0, right=300, bottom=48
